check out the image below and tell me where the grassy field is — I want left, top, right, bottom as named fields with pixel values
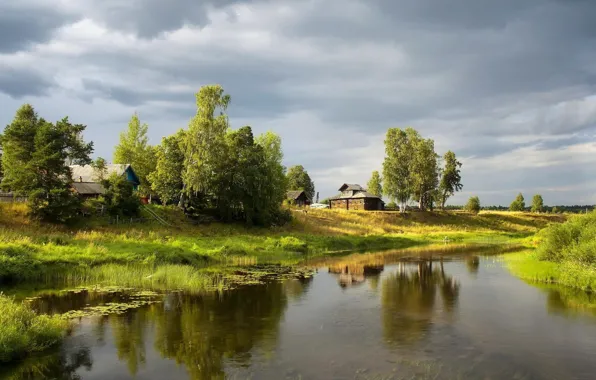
left=0, top=203, right=565, bottom=283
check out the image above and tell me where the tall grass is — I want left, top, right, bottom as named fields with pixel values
left=0, top=294, right=67, bottom=363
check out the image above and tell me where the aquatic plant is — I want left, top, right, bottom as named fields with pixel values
left=0, top=294, right=68, bottom=363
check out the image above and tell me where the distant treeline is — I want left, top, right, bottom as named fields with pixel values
left=443, top=204, right=594, bottom=213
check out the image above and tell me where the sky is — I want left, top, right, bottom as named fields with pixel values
left=1, top=0, right=596, bottom=206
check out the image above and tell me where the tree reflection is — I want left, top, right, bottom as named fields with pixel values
left=465, top=256, right=480, bottom=275
left=381, top=261, right=460, bottom=347
left=103, top=282, right=290, bottom=379
left=328, top=264, right=384, bottom=289
left=0, top=346, right=92, bottom=380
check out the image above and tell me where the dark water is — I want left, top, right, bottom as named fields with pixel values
left=2, top=250, right=596, bottom=380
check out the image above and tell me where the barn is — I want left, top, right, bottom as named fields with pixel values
left=329, top=184, right=384, bottom=211
left=287, top=190, right=311, bottom=207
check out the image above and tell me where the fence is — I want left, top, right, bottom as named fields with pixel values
left=0, top=192, right=27, bottom=203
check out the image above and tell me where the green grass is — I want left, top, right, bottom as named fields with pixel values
left=504, top=211, right=596, bottom=292
left=0, top=294, right=67, bottom=363
left=0, top=203, right=564, bottom=283
left=505, top=251, right=596, bottom=292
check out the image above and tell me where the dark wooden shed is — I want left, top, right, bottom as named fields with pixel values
left=287, top=190, right=310, bottom=207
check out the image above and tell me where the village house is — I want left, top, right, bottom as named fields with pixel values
left=69, top=164, right=140, bottom=199
left=328, top=184, right=384, bottom=211
left=286, top=190, right=311, bottom=207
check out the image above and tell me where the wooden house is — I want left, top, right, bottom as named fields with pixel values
left=287, top=190, right=311, bottom=207
left=69, top=164, right=140, bottom=198
left=329, top=183, right=384, bottom=211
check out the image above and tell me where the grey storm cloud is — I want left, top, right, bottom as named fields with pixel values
left=1, top=0, right=596, bottom=204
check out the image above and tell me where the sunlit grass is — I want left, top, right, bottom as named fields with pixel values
left=0, top=294, right=67, bottom=363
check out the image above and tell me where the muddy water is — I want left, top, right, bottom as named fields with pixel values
left=2, top=248, right=596, bottom=380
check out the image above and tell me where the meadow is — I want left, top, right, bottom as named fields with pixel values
left=0, top=203, right=564, bottom=283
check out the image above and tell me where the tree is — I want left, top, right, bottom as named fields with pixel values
left=465, top=196, right=481, bottom=214
left=510, top=193, right=525, bottom=211
left=182, top=85, right=231, bottom=205
left=101, top=173, right=141, bottom=217
left=91, top=157, right=108, bottom=182
left=0, top=104, right=39, bottom=192
left=367, top=171, right=383, bottom=197
left=113, top=113, right=156, bottom=196
left=410, top=133, right=440, bottom=211
left=1, top=105, right=93, bottom=223
left=286, top=165, right=315, bottom=201
left=383, top=128, right=413, bottom=213
left=531, top=194, right=544, bottom=213
left=255, top=131, right=288, bottom=211
left=148, top=130, right=185, bottom=205
left=439, top=151, right=463, bottom=209
left=551, top=206, right=560, bottom=214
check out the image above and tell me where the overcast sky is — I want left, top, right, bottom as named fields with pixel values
left=1, top=0, right=596, bottom=206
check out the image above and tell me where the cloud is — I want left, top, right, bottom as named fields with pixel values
left=0, top=0, right=595, bottom=204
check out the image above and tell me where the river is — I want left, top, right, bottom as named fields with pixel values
left=2, top=247, right=596, bottom=380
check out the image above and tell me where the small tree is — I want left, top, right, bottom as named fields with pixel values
left=286, top=165, right=315, bottom=201
left=531, top=194, right=544, bottom=213
left=367, top=171, right=383, bottom=197
left=465, top=196, right=481, bottom=214
left=101, top=173, right=141, bottom=217
left=91, top=157, right=108, bottom=182
left=551, top=206, right=560, bottom=214
left=509, top=193, right=525, bottom=211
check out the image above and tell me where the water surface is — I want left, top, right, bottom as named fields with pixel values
left=2, top=248, right=596, bottom=380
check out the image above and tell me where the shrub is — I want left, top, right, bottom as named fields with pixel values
left=537, top=211, right=596, bottom=265
left=386, top=201, right=397, bottom=209
left=102, top=174, right=141, bottom=217
left=0, top=295, right=67, bottom=363
left=465, top=196, right=480, bottom=214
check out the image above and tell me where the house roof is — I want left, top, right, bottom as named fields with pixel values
left=69, top=164, right=135, bottom=183
left=338, top=183, right=365, bottom=192
left=329, top=190, right=383, bottom=200
left=71, top=182, right=105, bottom=195
left=287, top=190, right=306, bottom=200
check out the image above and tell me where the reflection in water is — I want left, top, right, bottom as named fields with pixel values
left=545, top=285, right=596, bottom=317
left=382, top=261, right=460, bottom=347
left=328, top=263, right=384, bottom=288
left=0, top=347, right=92, bottom=380
left=465, top=255, right=480, bottom=274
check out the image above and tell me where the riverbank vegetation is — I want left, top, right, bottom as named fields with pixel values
left=505, top=211, right=596, bottom=291
left=0, top=294, right=67, bottom=363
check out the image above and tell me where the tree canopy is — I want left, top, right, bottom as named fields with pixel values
left=510, top=193, right=526, bottom=211
left=1, top=104, right=93, bottom=223
left=531, top=194, right=544, bottom=213
left=286, top=165, right=315, bottom=201
left=367, top=171, right=383, bottom=197
left=113, top=113, right=156, bottom=196
left=439, top=151, right=463, bottom=209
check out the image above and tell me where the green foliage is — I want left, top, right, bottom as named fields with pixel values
left=465, top=196, right=481, bottom=214
left=113, top=113, right=156, bottom=196
left=182, top=85, right=231, bottom=199
left=386, top=201, right=397, bottom=209
left=286, top=165, right=315, bottom=201
left=439, top=151, right=463, bottom=209
left=383, top=128, right=412, bottom=212
left=509, top=193, right=525, bottom=211
left=1, top=105, right=93, bottom=223
left=91, top=157, right=108, bottom=182
left=382, top=127, right=442, bottom=212
left=320, top=198, right=330, bottom=205
left=0, top=294, right=67, bottom=363
left=551, top=206, right=560, bottom=214
left=148, top=131, right=185, bottom=205
left=101, top=174, right=141, bottom=217
left=531, top=194, right=544, bottom=213
left=367, top=171, right=383, bottom=197
left=537, top=211, right=596, bottom=266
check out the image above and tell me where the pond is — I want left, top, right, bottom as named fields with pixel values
left=2, top=247, right=596, bottom=380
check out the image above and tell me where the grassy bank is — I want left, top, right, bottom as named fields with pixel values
left=505, top=211, right=596, bottom=291
left=0, top=203, right=564, bottom=283
left=0, top=294, right=67, bottom=363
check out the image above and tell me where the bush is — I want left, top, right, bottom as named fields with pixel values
left=386, top=201, right=397, bottom=209
left=537, top=211, right=596, bottom=265
left=0, top=295, right=67, bottom=363
left=465, top=196, right=480, bottom=214
left=102, top=174, right=141, bottom=217
left=28, top=188, right=81, bottom=225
